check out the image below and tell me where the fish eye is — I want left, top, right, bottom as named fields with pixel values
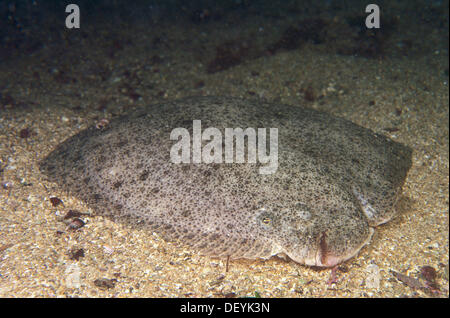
left=262, top=217, right=271, bottom=225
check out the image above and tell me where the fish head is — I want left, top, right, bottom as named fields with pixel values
left=257, top=203, right=374, bottom=267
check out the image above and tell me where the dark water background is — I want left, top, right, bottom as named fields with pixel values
left=1, top=0, right=448, bottom=63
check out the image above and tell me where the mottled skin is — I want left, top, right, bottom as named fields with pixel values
left=40, top=97, right=412, bottom=267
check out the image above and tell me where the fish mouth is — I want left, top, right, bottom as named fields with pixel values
left=286, top=227, right=375, bottom=267
left=310, top=227, right=375, bottom=267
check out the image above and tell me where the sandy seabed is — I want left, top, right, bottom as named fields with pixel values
left=0, top=4, right=448, bottom=298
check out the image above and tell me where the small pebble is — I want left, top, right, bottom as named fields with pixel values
left=365, top=264, right=381, bottom=289
left=1, top=181, right=13, bottom=189
left=68, top=248, right=85, bottom=260
left=94, top=278, right=117, bottom=289
left=420, top=266, right=437, bottom=282
left=429, top=242, right=439, bottom=249
left=67, top=218, right=85, bottom=230
left=65, top=263, right=81, bottom=289
left=49, top=196, right=63, bottom=207
left=19, top=128, right=31, bottom=138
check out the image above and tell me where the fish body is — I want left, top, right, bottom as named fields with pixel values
left=40, top=97, right=412, bottom=267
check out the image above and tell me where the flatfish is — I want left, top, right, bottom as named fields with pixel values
left=40, top=96, right=412, bottom=267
